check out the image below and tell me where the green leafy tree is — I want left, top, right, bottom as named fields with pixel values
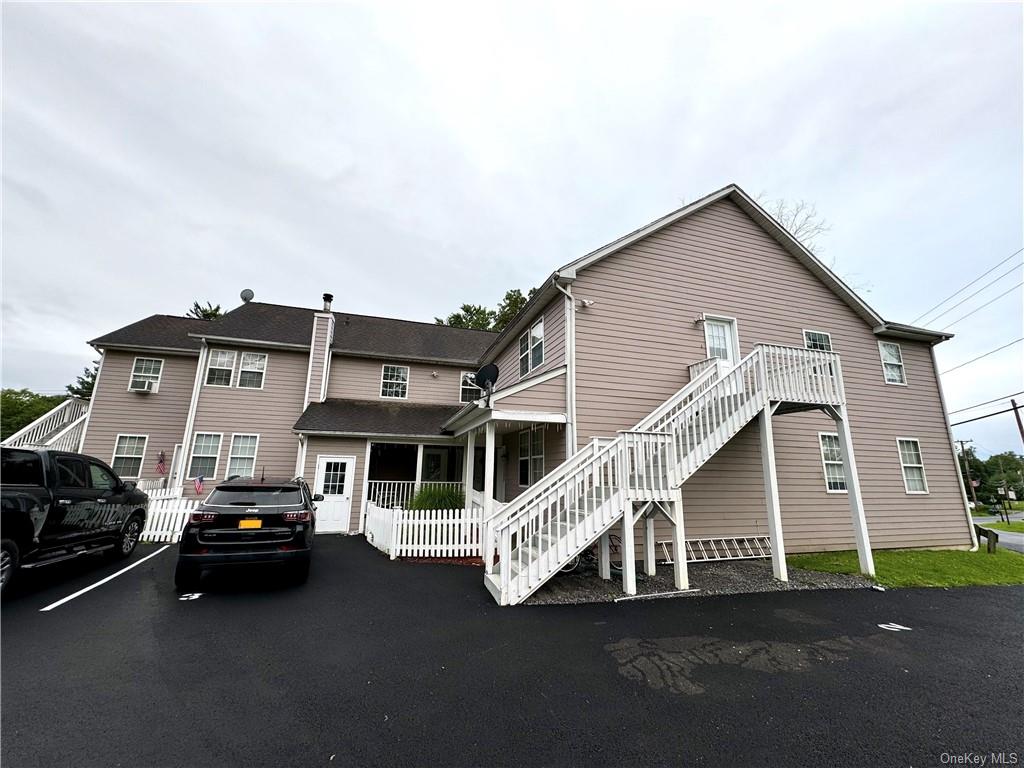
left=1, top=389, right=66, bottom=440
left=187, top=301, right=222, bottom=320
left=66, top=360, right=99, bottom=399
left=434, top=304, right=495, bottom=331
left=492, top=288, right=539, bottom=332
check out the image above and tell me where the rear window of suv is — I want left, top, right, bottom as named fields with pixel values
left=204, top=486, right=303, bottom=506
left=1, top=449, right=44, bottom=486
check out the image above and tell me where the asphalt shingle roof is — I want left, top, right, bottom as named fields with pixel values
left=294, top=399, right=465, bottom=436
left=90, top=315, right=209, bottom=351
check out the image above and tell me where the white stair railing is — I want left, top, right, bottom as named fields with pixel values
left=1, top=397, right=90, bottom=449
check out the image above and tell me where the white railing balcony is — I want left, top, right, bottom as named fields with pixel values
left=756, top=344, right=845, bottom=406
left=366, top=480, right=464, bottom=510
left=1, top=397, right=90, bottom=449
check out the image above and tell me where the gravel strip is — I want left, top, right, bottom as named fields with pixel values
left=525, top=559, right=873, bottom=605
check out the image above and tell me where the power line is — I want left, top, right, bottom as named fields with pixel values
left=921, top=263, right=1023, bottom=325
left=911, top=247, right=1023, bottom=324
left=951, top=407, right=1017, bottom=427
left=940, top=337, right=1024, bottom=374
left=941, top=281, right=1024, bottom=330
left=948, top=390, right=1024, bottom=414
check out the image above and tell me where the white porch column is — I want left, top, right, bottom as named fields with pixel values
left=832, top=405, right=875, bottom=577
left=671, top=488, right=688, bottom=590
left=598, top=532, right=611, bottom=580
left=759, top=407, right=788, bottom=582
left=621, top=506, right=637, bottom=595
left=463, top=429, right=476, bottom=500
left=483, top=422, right=496, bottom=518
left=643, top=515, right=657, bottom=576
left=414, top=444, right=424, bottom=496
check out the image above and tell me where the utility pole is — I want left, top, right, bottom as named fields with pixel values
left=1012, top=399, right=1024, bottom=448
left=957, top=439, right=979, bottom=506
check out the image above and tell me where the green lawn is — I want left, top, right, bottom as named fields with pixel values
left=983, top=521, right=1024, bottom=534
left=787, top=547, right=1024, bottom=588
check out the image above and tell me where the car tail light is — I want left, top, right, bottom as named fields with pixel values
left=283, top=510, right=311, bottom=522
left=190, top=511, right=217, bottom=523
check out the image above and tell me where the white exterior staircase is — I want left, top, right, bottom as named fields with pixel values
left=482, top=344, right=846, bottom=605
left=1, top=397, right=90, bottom=453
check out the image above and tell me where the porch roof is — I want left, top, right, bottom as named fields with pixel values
left=294, top=398, right=463, bottom=438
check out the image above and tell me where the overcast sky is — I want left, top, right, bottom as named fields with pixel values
left=2, top=2, right=1022, bottom=456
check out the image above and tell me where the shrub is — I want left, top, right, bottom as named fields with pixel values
left=407, top=485, right=465, bottom=510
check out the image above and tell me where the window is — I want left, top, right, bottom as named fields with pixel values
left=460, top=372, right=482, bottom=403
left=188, top=433, right=222, bottom=479
left=321, top=461, right=347, bottom=495
left=111, top=435, right=147, bottom=478
left=56, top=457, right=88, bottom=488
left=803, top=330, right=833, bottom=352
left=878, top=342, right=907, bottom=385
left=89, top=463, right=119, bottom=491
left=518, top=426, right=545, bottom=486
left=380, top=364, right=409, bottom=399
left=518, top=318, right=544, bottom=377
left=818, top=433, right=847, bottom=492
left=129, top=357, right=163, bottom=392
left=237, top=352, right=267, bottom=389
left=897, top=438, right=929, bottom=494
left=0, top=448, right=43, bottom=486
left=226, top=434, right=259, bottom=478
left=206, top=350, right=236, bottom=387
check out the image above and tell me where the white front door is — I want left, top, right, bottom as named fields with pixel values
left=314, top=455, right=355, bottom=534
left=703, top=316, right=739, bottom=368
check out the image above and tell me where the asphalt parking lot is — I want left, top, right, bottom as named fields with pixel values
left=2, top=536, right=1022, bottom=768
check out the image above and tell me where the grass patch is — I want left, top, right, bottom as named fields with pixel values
left=983, top=521, right=1024, bottom=534
left=787, top=547, right=1024, bottom=588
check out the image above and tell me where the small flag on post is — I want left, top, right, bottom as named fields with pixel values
left=156, top=451, right=166, bottom=475
left=194, top=476, right=204, bottom=495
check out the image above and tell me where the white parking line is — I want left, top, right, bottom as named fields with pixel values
left=39, top=545, right=170, bottom=612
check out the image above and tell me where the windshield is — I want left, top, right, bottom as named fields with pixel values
left=204, top=487, right=303, bottom=507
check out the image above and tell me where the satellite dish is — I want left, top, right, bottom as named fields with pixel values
left=474, top=364, right=499, bottom=391
left=240, top=288, right=255, bottom=303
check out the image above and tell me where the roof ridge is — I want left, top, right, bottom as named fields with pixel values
left=234, top=300, right=498, bottom=335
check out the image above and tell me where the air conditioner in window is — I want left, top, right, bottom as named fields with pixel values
left=129, top=380, right=156, bottom=394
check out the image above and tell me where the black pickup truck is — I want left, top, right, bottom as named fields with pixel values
left=1, top=447, right=150, bottom=592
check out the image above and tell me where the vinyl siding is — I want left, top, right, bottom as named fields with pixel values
left=185, top=346, right=308, bottom=497
left=492, top=373, right=567, bottom=413
left=500, top=424, right=567, bottom=503
left=326, top=356, right=468, bottom=405
left=303, top=436, right=368, bottom=532
left=306, top=315, right=333, bottom=404
left=491, top=297, right=566, bottom=390
left=572, top=198, right=972, bottom=553
left=81, top=351, right=196, bottom=480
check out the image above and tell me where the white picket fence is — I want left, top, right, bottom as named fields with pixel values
left=140, top=487, right=198, bottom=543
left=364, top=501, right=482, bottom=559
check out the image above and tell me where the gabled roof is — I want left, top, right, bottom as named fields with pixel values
left=90, top=315, right=208, bottom=353
left=293, top=399, right=462, bottom=437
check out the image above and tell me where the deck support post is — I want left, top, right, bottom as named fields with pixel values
left=621, top=507, right=637, bottom=596
left=598, top=532, right=611, bottom=580
left=759, top=406, right=788, bottom=582
left=463, top=429, right=476, bottom=500
left=671, top=488, right=688, bottom=590
left=643, top=515, right=657, bottom=576
left=414, top=443, right=424, bottom=496
left=830, top=404, right=875, bottom=577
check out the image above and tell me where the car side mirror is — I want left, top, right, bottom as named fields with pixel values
left=312, top=494, right=324, bottom=502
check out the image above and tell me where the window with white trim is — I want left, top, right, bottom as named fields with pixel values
left=380, top=364, right=409, bottom=399
left=129, top=358, right=163, bottom=392
left=818, top=433, right=846, bottom=492
left=518, top=426, right=545, bottom=486
left=878, top=342, right=907, bottom=385
left=460, top=371, right=482, bottom=403
left=803, top=330, right=833, bottom=352
left=206, top=350, right=236, bottom=387
left=897, top=438, right=928, bottom=493
left=226, top=434, right=259, bottom=478
left=188, top=433, right=222, bottom=479
left=111, top=435, right=147, bottom=478
left=237, top=352, right=267, bottom=389
left=518, top=318, right=544, bottom=377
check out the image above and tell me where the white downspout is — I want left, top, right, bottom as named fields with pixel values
left=552, top=276, right=577, bottom=458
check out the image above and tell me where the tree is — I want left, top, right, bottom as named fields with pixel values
left=1, top=389, right=65, bottom=440
left=66, top=360, right=99, bottom=399
left=759, top=196, right=831, bottom=253
left=434, top=304, right=496, bottom=331
left=493, top=288, right=538, bottom=332
left=187, top=301, right=222, bottom=320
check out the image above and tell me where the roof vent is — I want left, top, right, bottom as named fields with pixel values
left=323, top=293, right=334, bottom=311
left=240, top=288, right=254, bottom=303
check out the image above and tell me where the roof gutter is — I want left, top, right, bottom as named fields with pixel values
left=873, top=322, right=954, bottom=344
left=89, top=343, right=201, bottom=356
left=187, top=334, right=311, bottom=351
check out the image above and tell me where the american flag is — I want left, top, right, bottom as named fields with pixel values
left=156, top=451, right=166, bottom=475
left=194, top=476, right=204, bottom=495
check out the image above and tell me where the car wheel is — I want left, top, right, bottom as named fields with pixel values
left=290, top=558, right=310, bottom=585
left=111, top=514, right=144, bottom=559
left=174, top=561, right=201, bottom=591
left=1, top=539, right=20, bottom=593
